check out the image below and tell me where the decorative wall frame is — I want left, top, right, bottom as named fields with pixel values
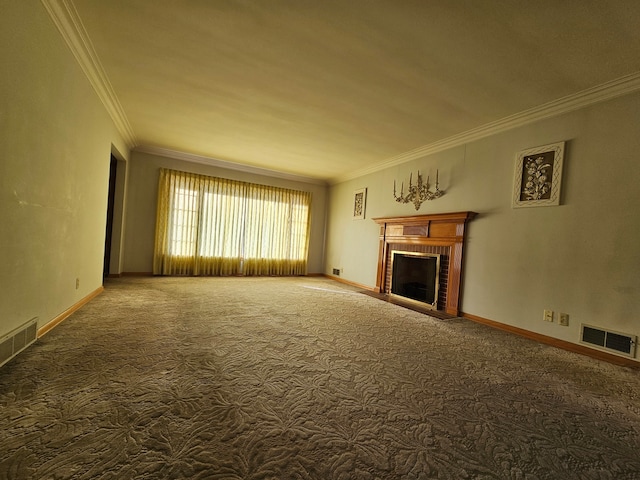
left=512, top=141, right=565, bottom=208
left=353, top=188, right=367, bottom=219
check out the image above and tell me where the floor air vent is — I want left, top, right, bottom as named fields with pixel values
left=581, top=324, right=637, bottom=358
left=0, top=318, right=38, bottom=368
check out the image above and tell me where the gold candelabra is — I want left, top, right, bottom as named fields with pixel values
left=393, top=170, right=444, bottom=210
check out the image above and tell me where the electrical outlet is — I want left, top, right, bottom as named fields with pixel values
left=559, top=313, right=569, bottom=326
left=543, top=309, right=554, bottom=322
left=76, top=277, right=80, bottom=289
left=332, top=268, right=340, bottom=276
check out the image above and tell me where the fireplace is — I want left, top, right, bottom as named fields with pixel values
left=390, top=251, right=440, bottom=309
left=373, top=212, right=477, bottom=315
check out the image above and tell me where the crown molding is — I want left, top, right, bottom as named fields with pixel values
left=331, top=72, right=640, bottom=184
left=134, top=146, right=328, bottom=186
left=41, top=0, right=137, bottom=147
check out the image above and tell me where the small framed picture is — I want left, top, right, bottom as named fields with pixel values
left=512, top=141, right=565, bottom=208
left=353, top=188, right=367, bottom=219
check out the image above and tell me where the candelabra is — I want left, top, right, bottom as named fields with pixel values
left=393, top=170, right=444, bottom=210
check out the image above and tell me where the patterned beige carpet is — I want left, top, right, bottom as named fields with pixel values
left=1, top=276, right=640, bottom=479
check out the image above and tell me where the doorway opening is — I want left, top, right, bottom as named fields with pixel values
left=103, top=155, right=117, bottom=277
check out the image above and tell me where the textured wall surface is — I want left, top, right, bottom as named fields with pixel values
left=325, top=92, right=640, bottom=358
left=0, top=1, right=127, bottom=338
left=123, top=151, right=328, bottom=274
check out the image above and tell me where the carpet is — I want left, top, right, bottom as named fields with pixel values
left=1, top=276, right=639, bottom=479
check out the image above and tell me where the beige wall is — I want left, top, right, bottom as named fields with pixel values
left=325, top=92, right=640, bottom=360
left=0, top=1, right=129, bottom=338
left=122, top=151, right=327, bottom=274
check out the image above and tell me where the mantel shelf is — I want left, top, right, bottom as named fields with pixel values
left=372, top=211, right=477, bottom=226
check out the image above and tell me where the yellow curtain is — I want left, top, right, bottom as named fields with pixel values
left=153, top=168, right=311, bottom=276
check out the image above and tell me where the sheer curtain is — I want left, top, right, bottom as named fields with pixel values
left=153, top=168, right=311, bottom=276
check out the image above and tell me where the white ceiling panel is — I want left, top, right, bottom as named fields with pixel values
left=68, top=0, right=640, bottom=182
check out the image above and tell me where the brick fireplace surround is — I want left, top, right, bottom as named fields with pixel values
left=372, top=211, right=477, bottom=316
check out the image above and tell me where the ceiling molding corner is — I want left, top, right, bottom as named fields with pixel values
left=41, top=0, right=137, bottom=148
left=330, top=72, right=640, bottom=185
left=134, top=146, right=328, bottom=186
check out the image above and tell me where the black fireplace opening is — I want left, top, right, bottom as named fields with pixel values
left=390, top=251, right=440, bottom=308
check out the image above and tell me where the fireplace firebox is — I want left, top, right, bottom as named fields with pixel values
left=390, top=251, right=440, bottom=309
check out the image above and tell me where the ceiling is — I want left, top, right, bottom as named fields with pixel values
left=64, top=0, right=640, bottom=183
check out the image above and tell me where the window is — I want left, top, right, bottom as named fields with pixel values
left=153, top=169, right=311, bottom=276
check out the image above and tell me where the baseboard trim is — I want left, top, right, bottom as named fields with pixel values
left=462, top=312, right=640, bottom=369
left=122, top=272, right=154, bottom=276
left=37, top=286, right=104, bottom=338
left=324, top=274, right=375, bottom=292
left=106, top=273, right=121, bottom=278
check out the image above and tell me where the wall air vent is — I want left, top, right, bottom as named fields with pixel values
left=0, top=318, right=38, bottom=368
left=580, top=324, right=637, bottom=358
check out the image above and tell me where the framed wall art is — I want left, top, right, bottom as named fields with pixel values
left=512, top=141, right=565, bottom=208
left=353, top=187, right=367, bottom=219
